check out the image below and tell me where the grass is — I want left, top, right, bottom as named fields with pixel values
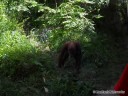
left=0, top=1, right=125, bottom=96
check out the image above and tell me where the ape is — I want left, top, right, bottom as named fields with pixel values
left=58, top=41, right=82, bottom=72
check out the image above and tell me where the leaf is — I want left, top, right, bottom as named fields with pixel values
left=74, top=0, right=94, bottom=4
left=93, top=14, right=103, bottom=19
left=25, top=0, right=38, bottom=7
left=44, top=87, right=49, bottom=93
left=38, top=6, right=56, bottom=13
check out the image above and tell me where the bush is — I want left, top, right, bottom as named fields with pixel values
left=0, top=1, right=112, bottom=96
left=36, top=1, right=96, bottom=51
left=0, top=30, right=37, bottom=75
left=0, top=2, right=38, bottom=77
left=47, top=75, right=93, bottom=96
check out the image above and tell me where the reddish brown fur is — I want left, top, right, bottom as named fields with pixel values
left=58, top=41, right=82, bottom=72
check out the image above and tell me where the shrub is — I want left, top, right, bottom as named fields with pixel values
left=0, top=2, right=38, bottom=77
left=0, top=30, right=37, bottom=76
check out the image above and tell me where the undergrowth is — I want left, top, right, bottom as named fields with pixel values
left=0, top=0, right=113, bottom=96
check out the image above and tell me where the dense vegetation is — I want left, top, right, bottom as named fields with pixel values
left=0, top=0, right=127, bottom=96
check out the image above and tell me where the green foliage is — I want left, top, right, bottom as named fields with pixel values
left=0, top=3, right=21, bottom=33
left=2, top=0, right=98, bottom=50
left=36, top=1, right=95, bottom=50
left=0, top=0, right=117, bottom=96
left=82, top=34, right=117, bottom=68
left=1, top=0, right=108, bottom=51
left=47, top=74, right=93, bottom=96
left=0, top=2, right=38, bottom=77
left=0, top=31, right=37, bottom=76
left=0, top=31, right=34, bottom=62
